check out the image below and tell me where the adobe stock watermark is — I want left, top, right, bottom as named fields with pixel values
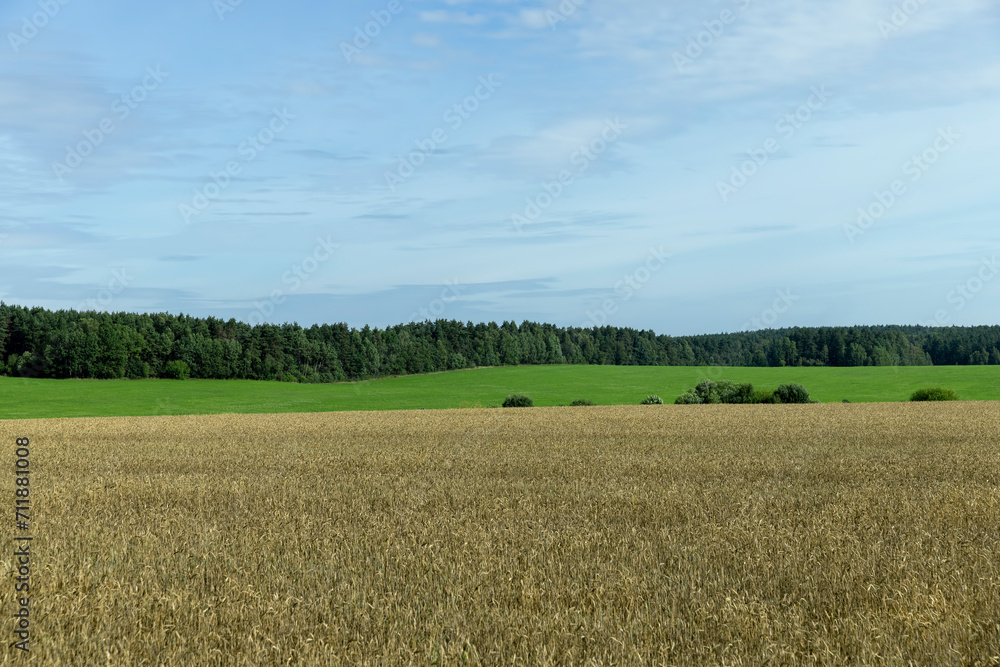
left=673, top=0, right=753, bottom=73
left=878, top=0, right=931, bottom=39
left=384, top=75, right=502, bottom=192
left=409, top=279, right=462, bottom=322
left=739, top=289, right=798, bottom=331
left=248, top=235, right=338, bottom=326
left=214, top=0, right=246, bottom=21
left=843, top=127, right=959, bottom=244
left=8, top=0, right=72, bottom=53
left=920, top=256, right=999, bottom=327
left=543, top=0, right=586, bottom=28
left=340, top=0, right=409, bottom=63
left=580, top=246, right=670, bottom=327
left=51, top=66, right=168, bottom=182
left=512, top=117, right=627, bottom=233
left=717, top=85, right=831, bottom=202
left=179, top=108, right=294, bottom=224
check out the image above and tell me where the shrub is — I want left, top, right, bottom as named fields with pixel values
left=674, top=392, right=702, bottom=405
left=687, top=380, right=752, bottom=404
left=569, top=399, right=595, bottom=406
left=694, top=380, right=720, bottom=404
left=676, top=381, right=814, bottom=405
left=910, top=387, right=959, bottom=402
left=161, top=360, right=190, bottom=380
left=773, top=383, right=811, bottom=404
left=752, top=389, right=778, bottom=404
left=640, top=395, right=664, bottom=405
left=502, top=394, right=534, bottom=408
left=716, top=381, right=755, bottom=404
left=675, top=381, right=766, bottom=404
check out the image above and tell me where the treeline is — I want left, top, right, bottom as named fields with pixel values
left=2, top=302, right=999, bottom=382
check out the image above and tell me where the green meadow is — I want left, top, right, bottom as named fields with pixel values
left=2, top=365, right=998, bottom=419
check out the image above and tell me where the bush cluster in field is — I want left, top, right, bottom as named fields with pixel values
left=675, top=380, right=813, bottom=405
left=453, top=381, right=958, bottom=411
left=502, top=394, right=534, bottom=408
left=503, top=383, right=816, bottom=408
left=910, top=387, right=959, bottom=401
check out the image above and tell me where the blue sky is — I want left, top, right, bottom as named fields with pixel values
left=1, top=0, right=998, bottom=335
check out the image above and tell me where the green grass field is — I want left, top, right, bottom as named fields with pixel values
left=2, top=365, right=998, bottom=419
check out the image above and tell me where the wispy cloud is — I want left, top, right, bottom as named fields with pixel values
left=419, top=10, right=487, bottom=25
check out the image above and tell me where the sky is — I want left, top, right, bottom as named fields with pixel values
left=1, top=0, right=998, bottom=336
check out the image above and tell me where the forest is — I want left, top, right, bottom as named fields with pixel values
left=2, top=302, right=999, bottom=382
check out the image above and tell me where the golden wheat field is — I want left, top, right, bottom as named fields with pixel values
left=2, top=403, right=999, bottom=666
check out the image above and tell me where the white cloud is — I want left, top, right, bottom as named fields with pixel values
left=519, top=9, right=550, bottom=30
left=419, top=10, right=487, bottom=25
left=412, top=33, right=441, bottom=48
left=569, top=0, right=997, bottom=101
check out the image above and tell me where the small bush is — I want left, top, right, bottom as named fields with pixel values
left=502, top=394, right=534, bottom=408
left=674, top=392, right=702, bottom=405
left=676, top=380, right=814, bottom=405
left=717, top=381, right=755, bottom=404
left=685, top=380, right=754, bottom=404
left=161, top=360, right=190, bottom=380
left=774, top=383, right=811, bottom=404
left=910, top=387, right=959, bottom=402
left=752, top=389, right=778, bottom=404
left=569, top=399, right=595, bottom=406
left=675, top=381, right=771, bottom=404
left=640, top=395, right=664, bottom=405
left=694, top=380, right=720, bottom=404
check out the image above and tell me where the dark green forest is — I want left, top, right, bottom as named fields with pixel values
left=2, top=302, right=999, bottom=382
